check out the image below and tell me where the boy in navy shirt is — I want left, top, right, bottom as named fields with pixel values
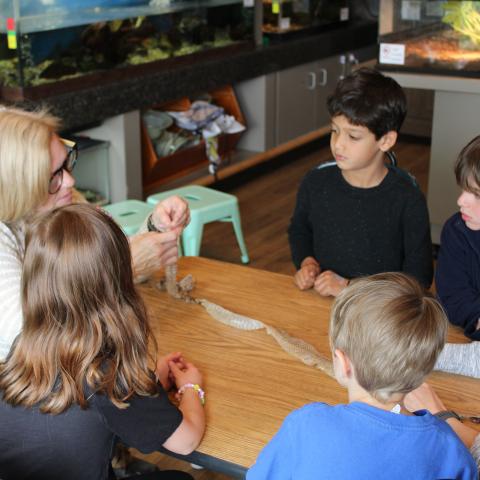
left=247, top=273, right=477, bottom=480
left=288, top=68, right=433, bottom=296
left=436, top=135, right=480, bottom=341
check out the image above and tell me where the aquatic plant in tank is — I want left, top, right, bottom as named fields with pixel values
left=0, top=1, right=253, bottom=90
left=442, top=1, right=480, bottom=46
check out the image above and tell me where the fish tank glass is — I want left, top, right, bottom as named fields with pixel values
left=378, top=0, right=480, bottom=76
left=262, top=0, right=349, bottom=39
left=0, top=0, right=254, bottom=100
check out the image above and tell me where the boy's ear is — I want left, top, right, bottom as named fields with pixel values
left=333, top=348, right=354, bottom=380
left=378, top=130, right=398, bottom=152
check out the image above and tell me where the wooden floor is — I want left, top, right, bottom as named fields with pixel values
left=136, top=136, right=431, bottom=479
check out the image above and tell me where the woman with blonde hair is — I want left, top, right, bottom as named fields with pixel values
left=0, top=105, right=190, bottom=361
left=0, top=204, right=205, bottom=479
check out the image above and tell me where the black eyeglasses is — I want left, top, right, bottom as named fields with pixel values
left=48, top=138, right=78, bottom=195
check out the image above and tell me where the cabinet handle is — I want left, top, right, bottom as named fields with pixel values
left=348, top=53, right=359, bottom=65
left=306, top=72, right=316, bottom=90
left=339, top=54, right=347, bottom=80
left=317, top=68, right=327, bottom=87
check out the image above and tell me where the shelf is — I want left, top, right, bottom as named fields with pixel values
left=0, top=0, right=243, bottom=34
left=144, top=125, right=331, bottom=196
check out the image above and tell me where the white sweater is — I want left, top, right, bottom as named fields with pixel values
left=0, top=221, right=24, bottom=360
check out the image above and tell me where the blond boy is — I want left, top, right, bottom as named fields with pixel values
left=248, top=273, right=476, bottom=479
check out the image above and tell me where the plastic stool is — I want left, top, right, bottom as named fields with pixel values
left=147, top=185, right=249, bottom=263
left=104, top=200, right=153, bottom=236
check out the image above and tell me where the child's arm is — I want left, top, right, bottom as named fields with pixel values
left=313, top=270, right=349, bottom=297
left=435, top=341, right=480, bottom=379
left=294, top=257, right=321, bottom=290
left=288, top=175, right=316, bottom=270
left=436, top=217, right=480, bottom=340
left=401, top=193, right=433, bottom=288
left=162, top=359, right=206, bottom=455
left=404, top=383, right=479, bottom=449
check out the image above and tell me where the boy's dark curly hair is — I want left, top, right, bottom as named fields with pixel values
left=327, top=67, right=407, bottom=139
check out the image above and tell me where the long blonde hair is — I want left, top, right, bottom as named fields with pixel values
left=0, top=106, right=59, bottom=223
left=0, top=204, right=158, bottom=413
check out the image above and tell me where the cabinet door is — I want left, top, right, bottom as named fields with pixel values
left=276, top=61, right=317, bottom=145
left=315, top=55, right=343, bottom=129
left=315, top=46, right=377, bottom=129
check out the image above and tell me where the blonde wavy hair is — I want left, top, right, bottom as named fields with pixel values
left=0, top=204, right=158, bottom=413
left=330, top=272, right=448, bottom=403
left=0, top=106, right=59, bottom=223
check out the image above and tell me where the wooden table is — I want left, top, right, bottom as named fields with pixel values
left=140, top=257, right=480, bottom=478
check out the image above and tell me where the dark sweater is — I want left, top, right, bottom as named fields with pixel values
left=288, top=163, right=433, bottom=287
left=435, top=212, right=480, bottom=340
left=0, top=383, right=182, bottom=480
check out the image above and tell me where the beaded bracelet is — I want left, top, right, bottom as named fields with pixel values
left=178, top=383, right=205, bottom=405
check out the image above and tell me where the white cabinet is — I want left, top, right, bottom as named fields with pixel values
left=276, top=46, right=374, bottom=145
left=275, top=60, right=318, bottom=145
left=237, top=46, right=375, bottom=152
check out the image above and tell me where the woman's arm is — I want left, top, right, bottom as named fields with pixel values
left=0, top=224, right=24, bottom=360
left=130, top=196, right=189, bottom=282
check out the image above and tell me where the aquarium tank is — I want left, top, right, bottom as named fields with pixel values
left=0, top=0, right=254, bottom=99
left=378, top=0, right=480, bottom=76
left=262, top=0, right=349, bottom=39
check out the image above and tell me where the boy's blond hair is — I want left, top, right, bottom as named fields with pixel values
left=0, top=106, right=60, bottom=223
left=330, top=272, right=448, bottom=402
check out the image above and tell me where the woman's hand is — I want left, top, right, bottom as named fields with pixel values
left=130, top=230, right=178, bottom=281
left=151, top=195, right=190, bottom=236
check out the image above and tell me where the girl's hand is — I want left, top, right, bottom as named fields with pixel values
left=169, top=359, right=203, bottom=391
left=155, top=352, right=184, bottom=391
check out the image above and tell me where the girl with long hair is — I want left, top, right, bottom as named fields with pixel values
left=0, top=204, right=205, bottom=480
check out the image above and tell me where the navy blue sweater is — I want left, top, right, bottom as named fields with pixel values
left=436, top=212, right=480, bottom=340
left=288, top=163, right=433, bottom=287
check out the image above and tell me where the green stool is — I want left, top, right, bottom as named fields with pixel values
left=104, top=199, right=153, bottom=236
left=147, top=185, right=249, bottom=263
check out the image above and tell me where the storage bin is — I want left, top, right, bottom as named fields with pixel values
left=141, top=85, right=246, bottom=193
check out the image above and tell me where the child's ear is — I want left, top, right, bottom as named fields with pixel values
left=333, top=348, right=354, bottom=380
left=378, top=130, right=398, bottom=152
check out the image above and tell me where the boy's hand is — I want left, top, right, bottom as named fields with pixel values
left=314, top=270, right=349, bottom=297
left=294, top=257, right=321, bottom=290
